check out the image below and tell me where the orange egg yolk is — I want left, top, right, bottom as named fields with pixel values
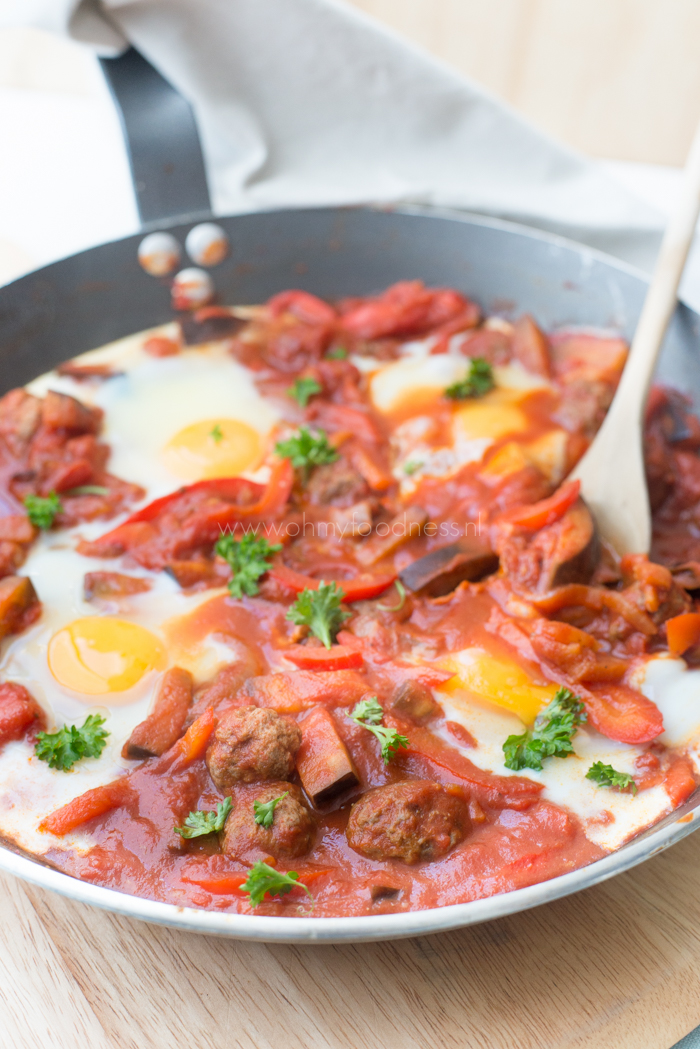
left=48, top=618, right=166, bottom=696
left=161, top=417, right=262, bottom=481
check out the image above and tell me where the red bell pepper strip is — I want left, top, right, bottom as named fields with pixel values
left=666, top=612, right=700, bottom=657
left=79, top=459, right=293, bottom=562
left=582, top=683, right=664, bottom=744
left=0, top=682, right=45, bottom=744
left=283, top=645, right=364, bottom=671
left=269, top=562, right=396, bottom=602
left=164, top=707, right=217, bottom=770
left=182, top=866, right=333, bottom=896
left=497, top=480, right=581, bottom=532
left=243, top=670, right=368, bottom=714
left=389, top=716, right=543, bottom=810
left=119, top=458, right=292, bottom=528
left=663, top=754, right=697, bottom=805
left=181, top=872, right=248, bottom=895
left=267, top=290, right=337, bottom=325
left=40, top=778, right=132, bottom=836
left=119, top=478, right=261, bottom=526
left=307, top=403, right=381, bottom=445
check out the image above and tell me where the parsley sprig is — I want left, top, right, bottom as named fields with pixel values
left=288, top=377, right=322, bottom=408
left=503, top=688, right=586, bottom=772
left=215, top=533, right=282, bottom=599
left=241, top=860, right=312, bottom=907
left=34, top=714, right=109, bottom=771
left=24, top=491, right=63, bottom=530
left=287, top=581, right=350, bottom=648
left=174, top=796, right=233, bottom=839
left=586, top=761, right=637, bottom=794
left=445, top=358, right=494, bottom=400
left=253, top=791, right=289, bottom=828
left=275, top=427, right=338, bottom=481
left=349, top=696, right=409, bottom=764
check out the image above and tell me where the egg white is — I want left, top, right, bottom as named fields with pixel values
left=0, top=321, right=697, bottom=867
left=0, top=325, right=281, bottom=855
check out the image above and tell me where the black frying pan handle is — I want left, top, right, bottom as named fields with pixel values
left=99, top=47, right=212, bottom=229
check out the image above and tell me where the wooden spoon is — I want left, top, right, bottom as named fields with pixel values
left=571, top=118, right=700, bottom=555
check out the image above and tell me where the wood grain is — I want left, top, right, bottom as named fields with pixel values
left=2, top=831, right=700, bottom=1049
left=345, top=0, right=700, bottom=166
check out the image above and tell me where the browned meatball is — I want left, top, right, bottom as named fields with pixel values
left=306, top=457, right=368, bottom=507
left=346, top=780, right=469, bottom=864
left=222, top=781, right=315, bottom=861
left=206, top=706, right=301, bottom=791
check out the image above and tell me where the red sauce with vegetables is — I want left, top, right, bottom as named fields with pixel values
left=0, top=279, right=698, bottom=918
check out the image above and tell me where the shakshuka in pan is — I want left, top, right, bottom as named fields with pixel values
left=0, top=277, right=697, bottom=917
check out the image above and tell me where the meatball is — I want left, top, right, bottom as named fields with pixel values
left=206, top=706, right=301, bottom=791
left=346, top=780, right=469, bottom=864
left=222, top=781, right=315, bottom=861
left=306, top=457, right=368, bottom=507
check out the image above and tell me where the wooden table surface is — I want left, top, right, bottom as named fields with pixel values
left=3, top=830, right=700, bottom=1049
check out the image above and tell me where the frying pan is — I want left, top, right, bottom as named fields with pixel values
left=0, top=49, right=699, bottom=943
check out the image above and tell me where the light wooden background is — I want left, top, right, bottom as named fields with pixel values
left=3, top=1, right=700, bottom=165
left=348, top=0, right=700, bottom=166
left=4, top=829, right=700, bottom=1049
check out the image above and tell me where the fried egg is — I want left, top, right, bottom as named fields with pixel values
left=435, top=648, right=677, bottom=851
left=361, top=340, right=557, bottom=491
left=27, top=332, right=279, bottom=495
left=0, top=318, right=698, bottom=871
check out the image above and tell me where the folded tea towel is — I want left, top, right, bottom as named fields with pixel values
left=0, top=0, right=692, bottom=284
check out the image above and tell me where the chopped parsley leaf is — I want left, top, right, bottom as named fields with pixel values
left=34, top=714, right=109, bottom=771
left=209, top=424, right=224, bottom=443
left=403, top=460, right=423, bottom=476
left=287, top=377, right=322, bottom=408
left=241, top=860, right=312, bottom=907
left=503, top=687, right=586, bottom=772
left=24, top=491, right=63, bottom=530
left=275, top=427, right=339, bottom=480
left=586, top=761, right=637, bottom=794
left=253, top=791, right=289, bottom=828
left=445, top=358, right=494, bottom=400
left=350, top=695, right=384, bottom=724
left=174, top=796, right=233, bottom=838
left=326, top=346, right=348, bottom=360
left=350, top=696, right=409, bottom=764
left=286, top=580, right=350, bottom=649
left=215, top=533, right=282, bottom=599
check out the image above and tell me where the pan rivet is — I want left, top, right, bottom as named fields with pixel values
left=137, top=232, right=181, bottom=276
left=185, top=223, right=229, bottom=267
left=171, top=268, right=214, bottom=311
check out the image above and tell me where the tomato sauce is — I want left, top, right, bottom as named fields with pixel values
left=2, top=280, right=699, bottom=918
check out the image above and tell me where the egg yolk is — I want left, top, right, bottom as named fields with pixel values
left=162, top=417, right=262, bottom=481
left=452, top=401, right=528, bottom=442
left=48, top=618, right=166, bottom=696
left=444, top=649, right=559, bottom=724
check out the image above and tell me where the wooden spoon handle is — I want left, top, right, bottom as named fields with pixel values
left=622, top=119, right=700, bottom=411
left=571, top=116, right=700, bottom=555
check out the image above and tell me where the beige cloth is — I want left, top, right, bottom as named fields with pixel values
left=1, top=0, right=670, bottom=273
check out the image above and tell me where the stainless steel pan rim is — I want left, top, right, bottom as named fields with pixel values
left=0, top=798, right=695, bottom=942
left=1, top=200, right=699, bottom=943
